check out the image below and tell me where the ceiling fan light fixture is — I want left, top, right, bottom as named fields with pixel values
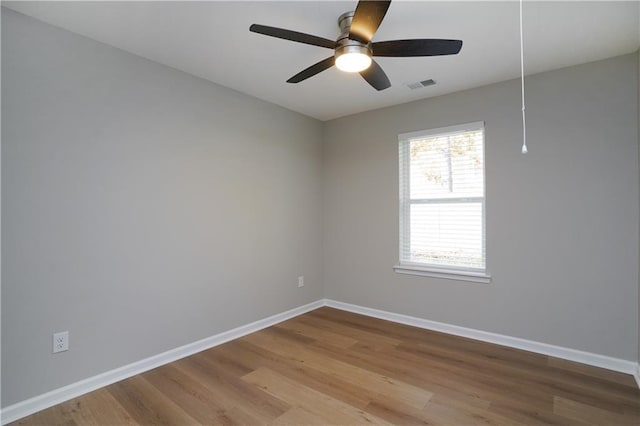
left=250, top=0, right=463, bottom=90
left=335, top=45, right=372, bottom=73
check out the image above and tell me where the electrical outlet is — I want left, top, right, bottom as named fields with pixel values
left=53, top=331, right=69, bottom=353
left=298, top=276, right=304, bottom=287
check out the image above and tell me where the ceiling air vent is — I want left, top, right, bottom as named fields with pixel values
left=407, top=79, right=436, bottom=90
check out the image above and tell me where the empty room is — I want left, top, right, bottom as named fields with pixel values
left=2, top=1, right=640, bottom=424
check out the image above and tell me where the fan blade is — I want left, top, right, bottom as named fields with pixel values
left=359, top=60, right=390, bottom=91
left=287, top=57, right=335, bottom=83
left=372, top=39, right=463, bottom=57
left=349, top=0, right=391, bottom=43
left=250, top=24, right=335, bottom=49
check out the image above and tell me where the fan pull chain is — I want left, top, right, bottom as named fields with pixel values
left=520, top=0, right=528, bottom=154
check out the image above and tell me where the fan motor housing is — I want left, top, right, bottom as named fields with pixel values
left=335, top=38, right=372, bottom=58
left=336, top=11, right=372, bottom=58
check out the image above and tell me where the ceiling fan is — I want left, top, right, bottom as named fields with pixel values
left=249, top=0, right=463, bottom=91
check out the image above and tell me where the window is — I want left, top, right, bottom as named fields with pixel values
left=394, top=122, right=490, bottom=283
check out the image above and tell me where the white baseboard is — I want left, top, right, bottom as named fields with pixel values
left=324, top=299, right=639, bottom=377
left=3, top=297, right=639, bottom=424
left=0, top=299, right=324, bottom=425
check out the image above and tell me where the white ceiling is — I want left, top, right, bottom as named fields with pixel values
left=4, top=1, right=639, bottom=121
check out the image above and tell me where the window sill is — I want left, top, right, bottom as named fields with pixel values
left=393, top=264, right=491, bottom=284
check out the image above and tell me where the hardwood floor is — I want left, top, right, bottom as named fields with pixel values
left=14, top=307, right=640, bottom=425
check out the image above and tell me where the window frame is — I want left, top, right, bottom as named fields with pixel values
left=394, top=121, right=491, bottom=284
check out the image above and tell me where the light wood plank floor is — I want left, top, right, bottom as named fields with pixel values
left=14, top=307, right=640, bottom=425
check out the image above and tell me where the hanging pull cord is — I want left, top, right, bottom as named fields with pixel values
left=520, top=0, right=528, bottom=154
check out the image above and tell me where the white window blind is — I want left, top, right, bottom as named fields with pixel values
left=398, top=122, right=486, bottom=276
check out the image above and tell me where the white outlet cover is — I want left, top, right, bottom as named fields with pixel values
left=53, top=331, right=69, bottom=353
left=298, top=276, right=304, bottom=287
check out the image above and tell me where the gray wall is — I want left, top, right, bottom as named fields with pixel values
left=323, top=53, right=639, bottom=361
left=1, top=8, right=324, bottom=406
